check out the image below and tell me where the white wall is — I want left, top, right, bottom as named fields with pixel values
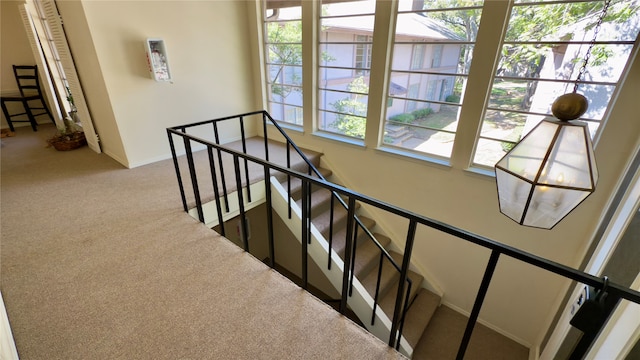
left=62, top=0, right=258, bottom=168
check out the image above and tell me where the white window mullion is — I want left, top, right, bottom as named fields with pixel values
left=365, top=0, right=394, bottom=149
left=449, top=0, right=512, bottom=170
left=302, top=0, right=316, bottom=134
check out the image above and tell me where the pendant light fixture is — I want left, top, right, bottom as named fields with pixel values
left=494, top=0, right=610, bottom=229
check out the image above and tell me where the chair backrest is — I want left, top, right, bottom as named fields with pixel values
left=13, top=65, right=43, bottom=98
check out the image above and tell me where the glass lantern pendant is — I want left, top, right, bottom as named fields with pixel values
left=494, top=93, right=598, bottom=229
left=494, top=0, right=610, bottom=230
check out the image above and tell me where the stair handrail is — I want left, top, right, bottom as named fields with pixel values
left=167, top=113, right=640, bottom=357
left=170, top=110, right=414, bottom=343
left=263, top=111, right=412, bottom=340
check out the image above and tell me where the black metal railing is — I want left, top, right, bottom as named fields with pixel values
left=167, top=110, right=640, bottom=359
left=167, top=110, right=413, bottom=347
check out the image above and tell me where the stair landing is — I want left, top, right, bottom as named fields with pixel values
left=412, top=305, right=529, bottom=360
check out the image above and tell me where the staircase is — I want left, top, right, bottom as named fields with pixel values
left=384, top=124, right=414, bottom=146
left=174, top=138, right=529, bottom=358
left=167, top=111, right=536, bottom=359
left=270, top=163, right=442, bottom=358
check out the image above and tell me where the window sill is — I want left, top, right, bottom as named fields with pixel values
left=266, top=121, right=304, bottom=135
left=464, top=165, right=496, bottom=178
left=312, top=131, right=365, bottom=148
left=376, top=145, right=452, bottom=169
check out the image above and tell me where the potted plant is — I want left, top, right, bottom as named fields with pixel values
left=47, top=118, right=87, bottom=151
left=46, top=86, right=86, bottom=151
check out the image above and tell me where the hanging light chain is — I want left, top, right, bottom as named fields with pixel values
left=574, top=0, right=612, bottom=93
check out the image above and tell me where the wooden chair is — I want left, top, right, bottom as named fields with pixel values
left=0, top=65, right=54, bottom=131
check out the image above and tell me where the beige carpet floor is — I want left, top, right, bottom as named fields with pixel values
left=0, top=124, right=405, bottom=360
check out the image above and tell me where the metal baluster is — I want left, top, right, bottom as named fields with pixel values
left=183, top=136, right=204, bottom=222
left=167, top=130, right=187, bottom=212
left=213, top=122, right=230, bottom=213
left=287, top=142, right=292, bottom=219
left=233, top=155, right=249, bottom=252
left=263, top=113, right=270, bottom=162
left=349, top=224, right=359, bottom=296
left=239, top=116, right=252, bottom=203
left=264, top=166, right=275, bottom=269
left=301, top=179, right=310, bottom=290
left=395, top=280, right=412, bottom=350
left=339, top=197, right=357, bottom=315
left=389, top=220, right=417, bottom=348
left=371, top=253, right=384, bottom=326
left=327, top=195, right=335, bottom=270
left=207, top=147, right=225, bottom=236
left=456, top=250, right=500, bottom=360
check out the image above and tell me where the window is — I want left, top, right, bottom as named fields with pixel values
left=285, top=107, right=303, bottom=124
left=263, top=1, right=303, bottom=126
left=318, top=0, right=376, bottom=139
left=431, top=44, right=443, bottom=68
left=355, top=35, right=373, bottom=76
left=383, top=0, right=483, bottom=159
left=411, top=44, right=426, bottom=70
left=260, top=0, right=639, bottom=170
left=472, top=0, right=640, bottom=167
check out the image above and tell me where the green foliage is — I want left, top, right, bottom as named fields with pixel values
left=330, top=77, right=369, bottom=138
left=445, top=93, right=461, bottom=103
left=501, top=141, right=516, bottom=153
left=267, top=21, right=302, bottom=98
left=411, top=108, right=433, bottom=119
left=426, top=0, right=636, bottom=111
left=266, top=20, right=335, bottom=100
left=267, top=22, right=301, bottom=64
left=334, top=115, right=366, bottom=138
left=388, top=113, right=415, bottom=124
left=65, top=85, right=74, bottom=106
left=427, top=0, right=482, bottom=75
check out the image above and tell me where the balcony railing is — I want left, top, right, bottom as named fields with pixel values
left=167, top=110, right=640, bottom=359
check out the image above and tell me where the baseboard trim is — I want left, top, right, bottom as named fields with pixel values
left=442, top=300, right=533, bottom=350
left=0, top=291, right=19, bottom=360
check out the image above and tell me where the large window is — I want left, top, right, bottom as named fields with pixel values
left=382, top=0, right=483, bottom=158
left=263, top=1, right=303, bottom=126
left=318, top=0, right=376, bottom=139
left=472, top=0, right=640, bottom=167
left=260, top=0, right=639, bottom=169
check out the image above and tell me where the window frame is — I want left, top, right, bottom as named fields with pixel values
left=257, top=0, right=639, bottom=175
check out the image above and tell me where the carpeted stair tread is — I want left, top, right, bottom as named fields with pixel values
left=281, top=167, right=333, bottom=198
left=353, top=233, right=392, bottom=278
left=360, top=251, right=404, bottom=301
left=315, top=201, right=360, bottom=235
left=295, top=187, right=334, bottom=213
left=401, top=288, right=441, bottom=349
left=377, top=270, right=423, bottom=317
left=331, top=216, right=377, bottom=257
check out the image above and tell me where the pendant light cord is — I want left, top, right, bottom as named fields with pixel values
left=574, top=0, right=612, bottom=93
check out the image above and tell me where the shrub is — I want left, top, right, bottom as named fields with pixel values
left=388, top=113, right=415, bottom=123
left=446, top=94, right=461, bottom=103
left=411, top=108, right=433, bottom=119
left=501, top=141, right=516, bottom=153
